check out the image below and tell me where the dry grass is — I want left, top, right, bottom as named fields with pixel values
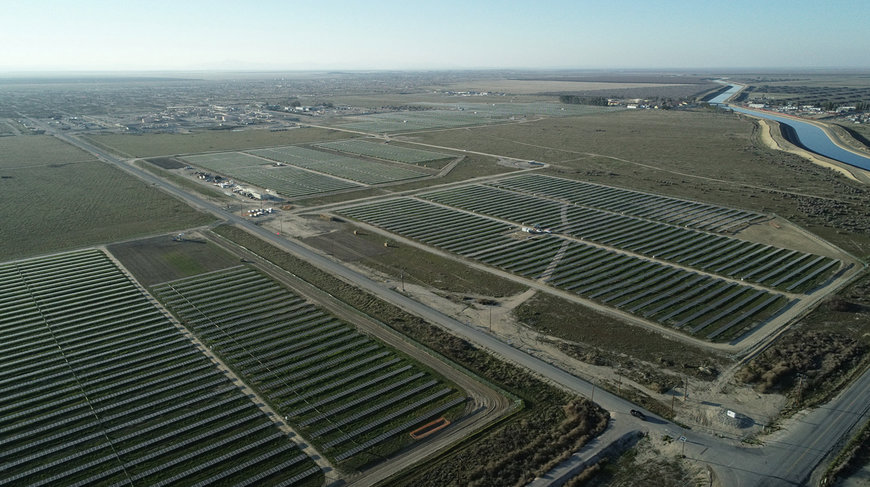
left=738, top=271, right=870, bottom=406
left=0, top=135, right=93, bottom=168
left=0, top=161, right=213, bottom=260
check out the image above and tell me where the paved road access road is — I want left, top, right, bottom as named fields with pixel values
left=38, top=124, right=870, bottom=487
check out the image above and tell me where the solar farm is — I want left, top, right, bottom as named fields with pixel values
left=336, top=175, right=843, bottom=343
left=247, top=146, right=429, bottom=184
left=151, top=266, right=467, bottom=466
left=313, top=140, right=453, bottom=165
left=182, top=151, right=362, bottom=198
left=0, top=250, right=321, bottom=486
left=336, top=103, right=616, bottom=133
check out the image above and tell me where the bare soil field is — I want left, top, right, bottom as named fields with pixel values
left=108, top=231, right=239, bottom=286
left=0, top=160, right=213, bottom=260
left=85, top=126, right=350, bottom=157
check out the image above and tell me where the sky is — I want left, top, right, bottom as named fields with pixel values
left=2, top=0, right=868, bottom=72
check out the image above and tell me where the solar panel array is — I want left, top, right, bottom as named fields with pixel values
left=314, top=140, right=453, bottom=165
left=183, top=151, right=362, bottom=198
left=0, top=250, right=320, bottom=486
left=419, top=183, right=839, bottom=291
left=248, top=146, right=429, bottom=184
left=338, top=189, right=834, bottom=341
left=152, top=266, right=465, bottom=463
left=491, top=173, right=767, bottom=233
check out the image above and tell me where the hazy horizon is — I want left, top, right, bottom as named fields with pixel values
left=3, top=0, right=869, bottom=72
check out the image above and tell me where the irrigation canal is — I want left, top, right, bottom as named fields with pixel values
left=711, top=83, right=870, bottom=171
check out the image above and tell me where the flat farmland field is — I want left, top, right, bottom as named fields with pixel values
left=314, top=139, right=454, bottom=165
left=0, top=160, right=213, bottom=260
left=85, top=127, right=349, bottom=158
left=152, top=266, right=466, bottom=469
left=0, top=249, right=321, bottom=486
left=248, top=145, right=430, bottom=184
left=181, top=151, right=362, bottom=198
left=0, top=135, right=94, bottom=168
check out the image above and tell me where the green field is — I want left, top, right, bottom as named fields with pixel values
left=85, top=127, right=350, bottom=158
left=0, top=160, right=213, bottom=260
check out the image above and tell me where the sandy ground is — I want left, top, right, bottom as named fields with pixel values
left=735, top=216, right=853, bottom=259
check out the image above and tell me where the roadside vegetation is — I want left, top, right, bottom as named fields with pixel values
left=824, top=419, right=870, bottom=485
left=514, top=292, right=725, bottom=419
left=574, top=435, right=701, bottom=487
left=738, top=271, right=870, bottom=409
left=211, top=224, right=609, bottom=484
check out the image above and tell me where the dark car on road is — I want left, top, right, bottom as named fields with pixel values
left=630, top=409, right=646, bottom=420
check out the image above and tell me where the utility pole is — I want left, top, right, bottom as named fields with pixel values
left=488, top=307, right=492, bottom=333
left=671, top=394, right=676, bottom=416
left=400, top=268, right=405, bottom=292
left=684, top=376, right=689, bottom=402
